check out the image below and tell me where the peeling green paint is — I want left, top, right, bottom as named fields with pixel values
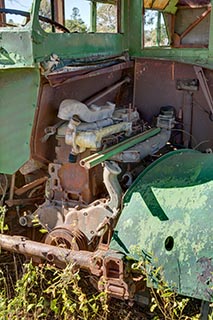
left=111, top=150, right=213, bottom=301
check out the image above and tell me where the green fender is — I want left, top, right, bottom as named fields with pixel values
left=111, top=149, right=213, bottom=301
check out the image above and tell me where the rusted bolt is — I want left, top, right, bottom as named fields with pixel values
left=46, top=252, right=55, bottom=262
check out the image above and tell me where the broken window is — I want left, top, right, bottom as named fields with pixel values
left=38, top=0, right=90, bottom=33
left=144, top=10, right=170, bottom=47
left=38, top=0, right=120, bottom=34
left=39, top=0, right=52, bottom=32
left=96, top=1, right=118, bottom=33
left=143, top=1, right=211, bottom=48
left=64, top=0, right=90, bottom=33
left=0, top=0, right=33, bottom=28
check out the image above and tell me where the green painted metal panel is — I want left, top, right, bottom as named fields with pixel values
left=134, top=48, right=212, bottom=69
left=0, top=0, right=213, bottom=70
left=0, top=68, right=40, bottom=174
left=0, top=28, right=34, bottom=68
left=111, top=150, right=213, bottom=301
left=30, top=0, right=127, bottom=63
left=32, top=31, right=126, bottom=63
left=208, top=1, right=213, bottom=59
left=127, top=0, right=143, bottom=55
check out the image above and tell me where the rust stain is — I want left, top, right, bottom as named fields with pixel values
left=179, top=0, right=210, bottom=5
left=197, top=257, right=213, bottom=299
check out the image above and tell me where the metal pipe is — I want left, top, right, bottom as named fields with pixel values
left=66, top=122, right=132, bottom=153
left=80, top=128, right=161, bottom=169
left=0, top=0, right=5, bottom=26
left=111, top=129, right=171, bottom=162
left=84, top=77, right=131, bottom=106
left=9, top=173, right=16, bottom=201
left=0, top=234, right=93, bottom=270
left=103, top=161, right=122, bottom=210
left=58, top=99, right=115, bottom=122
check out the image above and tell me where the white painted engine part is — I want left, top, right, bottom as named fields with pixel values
left=58, top=99, right=115, bottom=122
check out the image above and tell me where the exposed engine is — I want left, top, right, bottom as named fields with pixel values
left=24, top=99, right=175, bottom=252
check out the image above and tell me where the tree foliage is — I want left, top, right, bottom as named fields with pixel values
left=39, top=0, right=51, bottom=31
left=97, top=3, right=117, bottom=33
left=39, top=0, right=51, bottom=18
left=65, top=7, right=87, bottom=33
left=38, top=2, right=87, bottom=33
left=144, top=10, right=169, bottom=46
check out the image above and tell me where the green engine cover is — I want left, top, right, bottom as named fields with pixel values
left=111, top=149, right=213, bottom=301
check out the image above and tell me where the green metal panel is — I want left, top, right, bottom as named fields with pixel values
left=1, top=1, right=213, bottom=69
left=0, top=68, right=40, bottom=174
left=32, top=31, right=126, bottom=63
left=138, top=48, right=211, bottom=69
left=111, top=150, right=213, bottom=301
left=208, top=0, right=213, bottom=60
left=0, top=28, right=34, bottom=68
left=127, top=0, right=143, bottom=55
left=30, top=0, right=127, bottom=64
left=131, top=1, right=213, bottom=69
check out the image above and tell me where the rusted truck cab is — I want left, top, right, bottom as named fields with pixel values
left=0, top=0, right=212, bottom=304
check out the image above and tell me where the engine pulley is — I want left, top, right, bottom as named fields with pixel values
left=45, top=226, right=88, bottom=251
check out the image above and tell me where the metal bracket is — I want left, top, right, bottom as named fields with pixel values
left=194, top=66, right=213, bottom=117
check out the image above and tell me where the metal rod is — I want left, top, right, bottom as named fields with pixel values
left=9, top=173, right=16, bottom=201
left=15, top=176, right=48, bottom=196
left=194, top=66, right=213, bottom=114
left=84, top=77, right=131, bottom=106
left=80, top=128, right=161, bottom=169
left=0, top=0, right=5, bottom=25
left=0, top=234, right=93, bottom=270
left=48, top=61, right=133, bottom=88
left=180, top=7, right=211, bottom=40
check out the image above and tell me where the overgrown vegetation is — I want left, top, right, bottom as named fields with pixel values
left=0, top=261, right=109, bottom=320
left=150, top=283, right=199, bottom=320
left=0, top=255, right=211, bottom=320
left=0, top=207, right=212, bottom=319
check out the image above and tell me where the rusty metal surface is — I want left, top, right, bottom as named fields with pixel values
left=144, top=0, right=210, bottom=10
left=173, top=7, right=211, bottom=47
left=0, top=234, right=94, bottom=269
left=5, top=197, right=44, bottom=207
left=15, top=176, right=48, bottom=196
left=0, top=0, right=5, bottom=25
left=178, top=0, right=210, bottom=5
left=47, top=61, right=133, bottom=88
left=45, top=226, right=88, bottom=251
left=52, top=0, right=65, bottom=26
left=54, top=138, right=104, bottom=204
left=172, top=6, right=210, bottom=47
left=134, top=59, right=213, bottom=151
left=31, top=68, right=127, bottom=164
left=0, top=234, right=142, bottom=300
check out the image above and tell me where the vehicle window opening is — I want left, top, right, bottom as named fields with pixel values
left=39, top=0, right=52, bottom=32
left=0, top=0, right=33, bottom=27
left=143, top=1, right=211, bottom=48
left=144, top=10, right=170, bottom=47
left=64, top=0, right=90, bottom=33
left=96, top=1, right=118, bottom=33
left=38, top=0, right=120, bottom=33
